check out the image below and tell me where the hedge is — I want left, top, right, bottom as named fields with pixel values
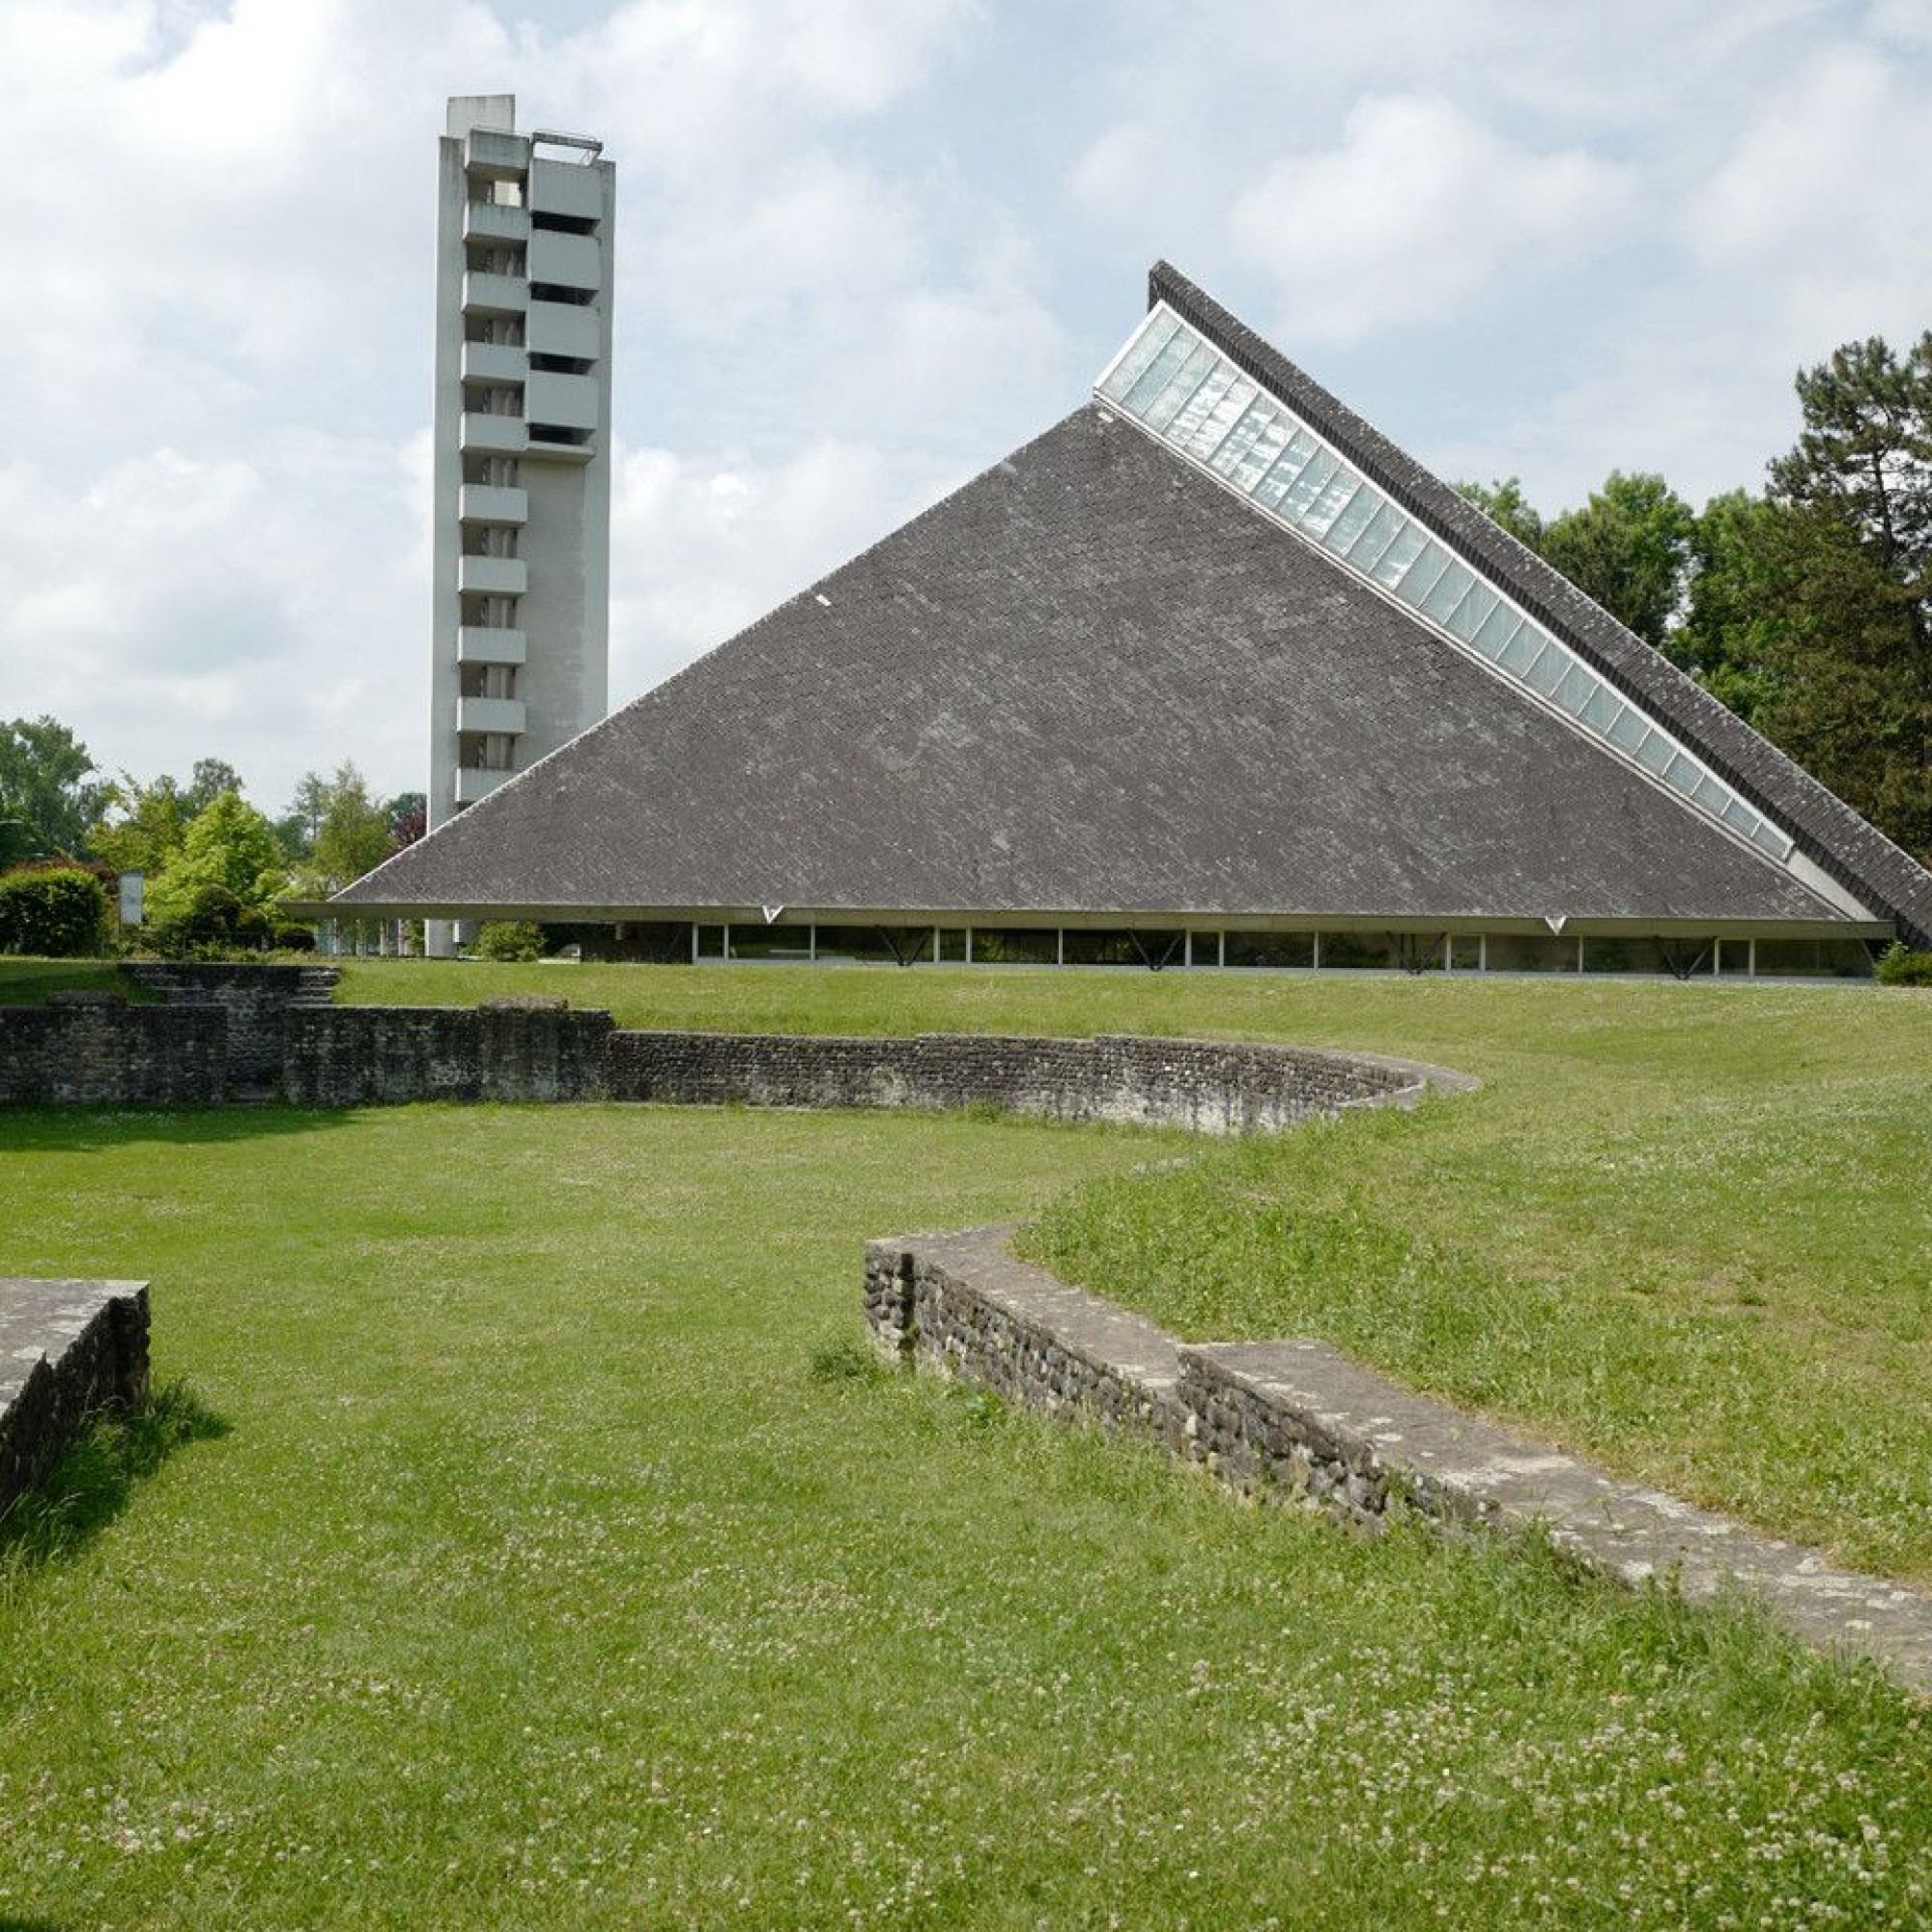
left=0, top=867, right=109, bottom=957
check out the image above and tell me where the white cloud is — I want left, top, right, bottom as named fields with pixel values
left=538, top=0, right=977, bottom=176
left=0, top=431, right=423, bottom=809
left=1682, top=43, right=1932, bottom=355
left=1227, top=95, right=1634, bottom=347
left=1867, top=0, right=1932, bottom=46
left=5, top=0, right=1932, bottom=821
left=606, top=437, right=935, bottom=699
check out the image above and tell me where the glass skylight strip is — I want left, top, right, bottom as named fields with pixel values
left=1346, top=500, right=1405, bottom=572
left=1095, top=302, right=1799, bottom=867
left=1096, top=308, right=1183, bottom=405
left=1185, top=378, right=1261, bottom=464
left=1254, top=431, right=1321, bottom=510
left=1324, top=484, right=1380, bottom=554
left=1229, top=412, right=1293, bottom=491
left=1141, top=341, right=1218, bottom=433
left=1208, top=400, right=1278, bottom=478
left=1168, top=365, right=1238, bottom=446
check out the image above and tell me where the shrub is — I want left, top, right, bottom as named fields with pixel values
left=0, top=867, right=109, bottom=957
left=474, top=920, right=544, bottom=963
left=147, top=883, right=276, bottom=959
left=1876, top=940, right=1932, bottom=987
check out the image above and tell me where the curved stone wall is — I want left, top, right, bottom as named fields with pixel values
left=3, top=980, right=1472, bottom=1127
left=601, top=1029, right=1471, bottom=1130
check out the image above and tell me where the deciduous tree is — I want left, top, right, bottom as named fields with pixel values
left=1541, top=471, right=1697, bottom=652
left=1455, top=476, right=1546, bottom=552
left=313, top=763, right=394, bottom=889
left=0, top=717, right=104, bottom=859
left=147, top=791, right=288, bottom=945
left=89, top=773, right=191, bottom=879
left=1721, top=334, right=1932, bottom=862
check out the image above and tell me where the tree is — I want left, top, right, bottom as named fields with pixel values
left=1541, top=471, right=1697, bottom=652
left=0, top=716, right=105, bottom=858
left=312, top=763, right=394, bottom=889
left=1770, top=334, right=1932, bottom=575
left=88, top=772, right=191, bottom=879
left=1741, top=500, right=1932, bottom=859
left=185, top=758, right=246, bottom=816
left=1674, top=490, right=1788, bottom=724
left=1455, top=476, right=1546, bottom=552
left=279, top=771, right=330, bottom=861
left=385, top=791, right=427, bottom=848
left=146, top=791, right=289, bottom=950
left=1707, top=333, right=1932, bottom=864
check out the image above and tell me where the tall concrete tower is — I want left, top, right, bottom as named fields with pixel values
left=426, top=94, right=613, bottom=955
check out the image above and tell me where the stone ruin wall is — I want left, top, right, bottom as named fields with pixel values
left=0, top=975, right=1459, bottom=1124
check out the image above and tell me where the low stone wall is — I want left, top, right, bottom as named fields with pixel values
left=2, top=971, right=1466, bottom=1125
left=866, top=1227, right=1932, bottom=1694
left=0, top=1278, right=152, bottom=1517
left=0, top=1002, right=226, bottom=1105
left=867, top=1227, right=1185, bottom=1439
left=282, top=1001, right=615, bottom=1105
left=607, top=1030, right=1461, bottom=1128
left=120, top=963, right=339, bottom=1089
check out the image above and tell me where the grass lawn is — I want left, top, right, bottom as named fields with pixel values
left=0, top=1090, right=1927, bottom=1930
left=0, top=959, right=150, bottom=1004
left=336, top=959, right=1932, bottom=1582
left=1, top=960, right=1929, bottom=1925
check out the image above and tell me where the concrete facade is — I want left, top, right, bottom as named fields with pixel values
left=427, top=94, right=613, bottom=956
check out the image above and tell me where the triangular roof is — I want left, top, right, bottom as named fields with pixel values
left=331, top=265, right=1932, bottom=946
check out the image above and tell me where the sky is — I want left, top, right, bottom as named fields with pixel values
left=4, top=0, right=1931, bottom=817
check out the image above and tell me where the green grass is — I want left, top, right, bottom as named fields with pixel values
left=0, top=959, right=149, bottom=1004
left=335, top=959, right=1932, bottom=1580
left=1, top=1094, right=1929, bottom=1928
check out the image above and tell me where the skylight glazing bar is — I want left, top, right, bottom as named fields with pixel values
left=1118, top=334, right=1197, bottom=416
left=1369, top=524, right=1428, bottom=587
left=1253, top=431, right=1321, bottom=510
left=1141, top=342, right=1219, bottom=433
left=1208, top=400, right=1278, bottom=477
left=1096, top=309, right=1183, bottom=404
left=1186, top=380, right=1262, bottom=464
left=1229, top=412, right=1293, bottom=490
left=1168, top=366, right=1238, bottom=446
left=1094, top=301, right=1798, bottom=867
left=1344, top=500, right=1404, bottom=571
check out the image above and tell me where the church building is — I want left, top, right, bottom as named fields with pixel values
left=327, top=264, right=1932, bottom=976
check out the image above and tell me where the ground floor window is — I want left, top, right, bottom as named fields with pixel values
left=1582, top=937, right=1714, bottom=977
left=1060, top=928, right=1184, bottom=968
left=1224, top=931, right=1312, bottom=969
left=969, top=926, right=1059, bottom=966
left=724, top=922, right=814, bottom=962
left=1486, top=933, right=1580, bottom=974
left=568, top=921, right=1878, bottom=979
left=1753, top=937, right=1875, bottom=978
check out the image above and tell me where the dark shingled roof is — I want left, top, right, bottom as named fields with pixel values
left=333, top=401, right=1881, bottom=932
left=1144, top=262, right=1932, bottom=946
